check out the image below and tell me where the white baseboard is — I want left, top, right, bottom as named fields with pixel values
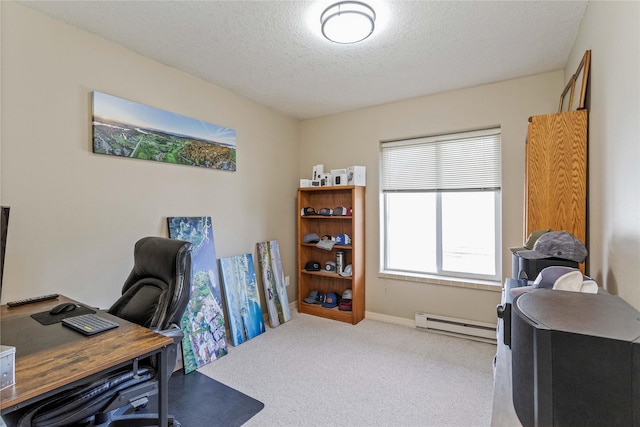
left=273, top=303, right=486, bottom=336
left=288, top=301, right=414, bottom=329
left=288, top=304, right=416, bottom=329
left=365, top=311, right=415, bottom=328
left=288, top=302, right=413, bottom=328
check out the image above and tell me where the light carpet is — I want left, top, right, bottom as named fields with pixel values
left=198, top=311, right=496, bottom=427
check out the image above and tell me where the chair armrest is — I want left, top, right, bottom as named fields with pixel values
left=149, top=323, right=184, bottom=375
left=151, top=323, right=184, bottom=344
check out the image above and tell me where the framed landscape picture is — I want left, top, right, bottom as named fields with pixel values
left=168, top=216, right=229, bottom=373
left=219, top=253, right=265, bottom=346
left=92, top=91, right=236, bottom=171
left=256, top=240, right=291, bottom=328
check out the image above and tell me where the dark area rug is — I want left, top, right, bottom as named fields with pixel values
left=139, top=370, right=264, bottom=427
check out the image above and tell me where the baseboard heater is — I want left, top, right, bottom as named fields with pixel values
left=415, top=312, right=496, bottom=344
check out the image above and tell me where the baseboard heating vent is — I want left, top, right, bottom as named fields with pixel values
left=415, top=312, right=496, bottom=344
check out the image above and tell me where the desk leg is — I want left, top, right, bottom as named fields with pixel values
left=158, top=346, right=169, bottom=427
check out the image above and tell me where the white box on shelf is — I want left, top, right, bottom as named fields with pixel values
left=331, top=168, right=346, bottom=177
left=333, top=174, right=348, bottom=186
left=319, top=173, right=331, bottom=186
left=347, top=166, right=366, bottom=186
left=312, top=164, right=324, bottom=181
left=300, top=179, right=311, bottom=187
left=331, top=169, right=347, bottom=186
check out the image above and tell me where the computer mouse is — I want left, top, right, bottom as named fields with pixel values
left=50, top=302, right=77, bottom=315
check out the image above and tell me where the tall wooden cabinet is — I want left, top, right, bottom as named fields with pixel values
left=297, top=186, right=365, bottom=324
left=525, top=109, right=588, bottom=263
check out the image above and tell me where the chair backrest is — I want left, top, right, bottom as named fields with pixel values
left=108, top=236, right=192, bottom=330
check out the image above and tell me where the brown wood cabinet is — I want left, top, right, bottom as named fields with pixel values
left=297, top=186, right=365, bottom=324
left=525, top=109, right=588, bottom=268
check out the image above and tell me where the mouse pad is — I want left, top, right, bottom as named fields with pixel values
left=31, top=305, right=96, bottom=325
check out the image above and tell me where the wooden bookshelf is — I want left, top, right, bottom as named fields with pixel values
left=297, top=186, right=365, bottom=324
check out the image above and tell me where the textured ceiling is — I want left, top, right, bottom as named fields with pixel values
left=19, top=1, right=588, bottom=119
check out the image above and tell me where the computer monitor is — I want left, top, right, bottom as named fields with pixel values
left=1, top=206, right=10, bottom=293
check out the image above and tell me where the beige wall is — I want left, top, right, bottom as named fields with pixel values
left=0, top=3, right=300, bottom=309
left=300, top=72, right=564, bottom=324
left=566, top=1, right=640, bottom=309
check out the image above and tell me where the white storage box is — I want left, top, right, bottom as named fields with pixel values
left=347, top=166, right=366, bottom=186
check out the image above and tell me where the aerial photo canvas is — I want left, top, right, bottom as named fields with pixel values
left=168, top=216, right=229, bottom=374
left=256, top=240, right=291, bottom=328
left=219, top=253, right=265, bottom=346
left=92, top=91, right=236, bottom=171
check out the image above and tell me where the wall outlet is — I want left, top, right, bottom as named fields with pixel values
left=285, top=276, right=290, bottom=287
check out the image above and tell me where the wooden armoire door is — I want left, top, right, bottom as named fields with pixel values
left=525, top=109, right=588, bottom=267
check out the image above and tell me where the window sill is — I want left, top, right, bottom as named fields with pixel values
left=378, top=271, right=502, bottom=292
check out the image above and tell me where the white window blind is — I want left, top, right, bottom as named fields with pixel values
left=381, top=128, right=501, bottom=192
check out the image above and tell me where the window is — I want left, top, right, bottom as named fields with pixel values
left=380, top=128, right=501, bottom=281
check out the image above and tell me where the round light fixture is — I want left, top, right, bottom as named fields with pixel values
left=320, top=1, right=376, bottom=44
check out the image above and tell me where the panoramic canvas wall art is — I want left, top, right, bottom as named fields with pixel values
left=219, top=253, right=265, bottom=346
left=168, top=216, right=229, bottom=373
left=256, top=240, right=291, bottom=328
left=92, top=91, right=236, bottom=171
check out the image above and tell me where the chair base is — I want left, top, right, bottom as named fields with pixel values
left=93, top=409, right=180, bottom=427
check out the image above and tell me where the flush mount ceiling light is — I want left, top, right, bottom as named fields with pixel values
left=321, top=1, right=376, bottom=44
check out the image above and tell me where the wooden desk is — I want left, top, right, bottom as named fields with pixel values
left=0, top=295, right=173, bottom=425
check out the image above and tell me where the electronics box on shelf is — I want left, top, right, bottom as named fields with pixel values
left=331, top=169, right=348, bottom=186
left=312, top=164, right=324, bottom=181
left=319, top=173, right=331, bottom=186
left=347, top=166, right=366, bottom=186
left=0, top=345, right=16, bottom=390
left=334, top=174, right=347, bottom=186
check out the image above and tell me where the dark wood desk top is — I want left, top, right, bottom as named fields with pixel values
left=1, top=295, right=172, bottom=412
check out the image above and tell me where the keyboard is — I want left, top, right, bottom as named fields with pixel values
left=62, top=313, right=119, bottom=336
left=7, top=294, right=59, bottom=307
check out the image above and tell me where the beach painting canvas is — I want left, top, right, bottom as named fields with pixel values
left=219, top=254, right=265, bottom=346
left=92, top=91, right=236, bottom=171
left=256, top=240, right=291, bottom=328
left=168, top=216, right=228, bottom=373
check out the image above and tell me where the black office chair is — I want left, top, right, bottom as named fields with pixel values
left=12, top=236, right=192, bottom=427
